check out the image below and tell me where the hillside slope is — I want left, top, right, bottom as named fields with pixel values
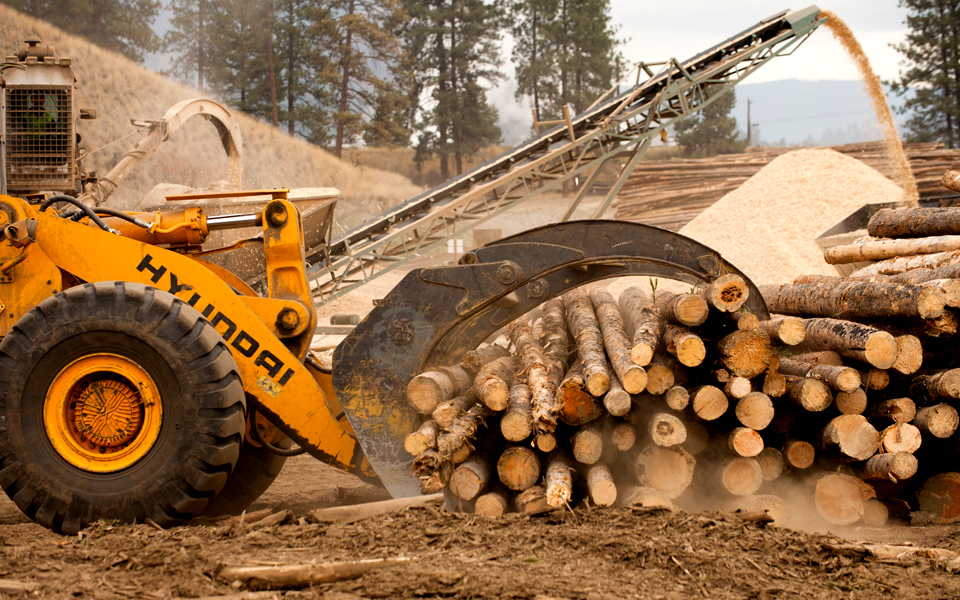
left=0, top=6, right=421, bottom=232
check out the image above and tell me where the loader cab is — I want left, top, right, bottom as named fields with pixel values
left=0, top=37, right=95, bottom=198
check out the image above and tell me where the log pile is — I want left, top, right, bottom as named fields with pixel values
left=612, top=142, right=959, bottom=231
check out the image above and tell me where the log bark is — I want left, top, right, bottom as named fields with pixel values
left=792, top=350, right=844, bottom=366
left=452, top=443, right=471, bottom=464
left=868, top=206, right=960, bottom=238
left=682, top=421, right=710, bottom=456
left=433, top=395, right=477, bottom=430
left=665, top=385, right=690, bottom=411
left=778, top=358, right=861, bottom=393
left=719, top=457, right=763, bottom=496
left=728, top=427, right=764, bottom=457
left=878, top=423, right=922, bottom=454
left=460, top=344, right=511, bottom=373
left=724, top=376, right=752, bottom=399
left=863, top=453, right=918, bottom=482
left=730, top=311, right=760, bottom=331
left=762, top=372, right=787, bottom=398
left=545, top=459, right=574, bottom=507
left=219, top=558, right=412, bottom=587
left=910, top=369, right=960, bottom=401
left=590, top=287, right=647, bottom=393
left=417, top=461, right=452, bottom=493
left=655, top=291, right=709, bottom=327
left=663, top=324, right=706, bottom=367
left=634, top=444, right=696, bottom=499
left=555, top=360, right=604, bottom=426
left=407, top=365, right=474, bottom=414
left=735, top=392, right=775, bottom=431
left=508, top=319, right=564, bottom=435
left=306, top=494, right=444, bottom=524
left=563, top=288, right=610, bottom=395
left=892, top=335, right=923, bottom=375
left=496, top=446, right=541, bottom=491
left=914, top=403, right=960, bottom=438
left=760, top=281, right=945, bottom=320
left=572, top=425, right=604, bottom=464
left=822, top=415, right=879, bottom=461
left=449, top=456, right=490, bottom=501
left=870, top=397, right=917, bottom=424
left=918, top=472, right=960, bottom=523
left=436, top=403, right=491, bottom=461
left=717, top=329, right=773, bottom=378
left=647, top=412, right=687, bottom=447
left=814, top=473, right=865, bottom=525
left=515, top=485, right=554, bottom=515
left=802, top=318, right=898, bottom=369
left=618, top=286, right=661, bottom=366
left=474, top=489, right=510, bottom=516
left=783, top=440, right=815, bottom=469
left=404, top=420, right=438, bottom=457
left=834, top=389, right=868, bottom=415
left=644, top=355, right=675, bottom=395
left=501, top=383, right=533, bottom=442
left=699, top=273, right=749, bottom=312
left=760, top=316, right=806, bottom=346
left=690, top=385, right=729, bottom=421
left=474, top=357, right=517, bottom=411
left=756, top=447, right=785, bottom=481
left=825, top=235, right=960, bottom=264
left=612, top=422, right=638, bottom=451
left=850, top=250, right=960, bottom=277
left=540, top=298, right=573, bottom=360
left=603, top=370, right=632, bottom=417
left=786, top=377, right=833, bottom=412
left=586, top=464, right=618, bottom=507
left=0, top=580, right=37, bottom=595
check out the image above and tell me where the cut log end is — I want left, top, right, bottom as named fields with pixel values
left=815, top=473, right=866, bottom=525
left=783, top=440, right=815, bottom=470
left=635, top=445, right=696, bottom=499
left=586, top=464, right=618, bottom=507
left=728, top=427, right=764, bottom=458
left=474, top=491, right=509, bottom=516
left=918, top=473, right=960, bottom=524
left=720, top=457, right=763, bottom=496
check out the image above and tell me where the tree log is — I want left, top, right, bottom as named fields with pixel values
left=868, top=206, right=960, bottom=238
left=735, top=392, right=775, bottom=431
left=545, top=459, right=574, bottom=507
left=850, top=250, right=960, bottom=277
left=663, top=324, right=706, bottom=367
left=792, top=350, right=844, bottom=366
left=655, top=291, right=709, bottom=327
left=618, top=286, right=661, bottom=366
left=756, top=448, right=785, bottom=481
left=871, top=397, right=917, bottom=424
left=590, top=286, right=647, bottom=393
left=762, top=372, right=787, bottom=398
left=665, top=385, right=690, bottom=411
left=825, top=235, right=960, bottom=264
left=218, top=558, right=412, bottom=587
left=449, top=456, right=490, bottom=501
left=861, top=498, right=890, bottom=527
left=690, top=385, right=729, bottom=421
left=452, top=443, right=471, bottom=464
left=556, top=359, right=604, bottom=426
left=802, top=318, right=898, bottom=369
left=834, top=389, right=868, bottom=415
left=645, top=355, right=675, bottom=395
left=724, top=376, right=752, bottom=399
left=436, top=404, right=491, bottom=462
left=572, top=426, right=604, bottom=464
left=731, top=311, right=761, bottom=331
left=508, top=319, right=564, bottom=435
left=822, top=415, right=879, bottom=461
left=863, top=453, right=918, bottom=482
left=717, top=329, right=773, bottom=378
left=719, top=457, right=763, bottom=496
left=460, top=344, right=511, bottom=373
left=786, top=377, right=832, bottom=412
left=612, top=422, right=638, bottom=451
left=860, top=368, right=890, bottom=391
left=760, top=316, right=806, bottom=346
left=309, top=494, right=443, bottom=524
left=892, top=335, right=923, bottom=375
left=910, top=369, right=960, bottom=401
left=918, top=472, right=960, bottom=523
left=878, top=423, right=922, bottom=454
left=783, top=439, right=815, bottom=469
left=540, top=298, right=573, bottom=360
left=914, top=403, right=960, bottom=438
left=814, top=473, right=865, bottom=525
left=433, top=395, right=477, bottom=430
left=564, top=288, right=611, bottom=395
left=474, top=356, right=517, bottom=411
left=699, top=273, right=749, bottom=312
left=404, top=420, right=439, bottom=457
left=615, top=486, right=674, bottom=510
left=760, top=280, right=945, bottom=320
left=497, top=446, right=541, bottom=491
left=634, top=444, right=696, bottom=499
left=515, top=485, right=554, bottom=515
left=778, top=358, right=860, bottom=393
left=586, top=464, right=618, bottom=507
left=474, top=489, right=510, bottom=516
left=602, top=370, right=632, bottom=417
left=535, top=432, right=557, bottom=452
left=407, top=365, right=474, bottom=414
left=647, top=412, right=687, bottom=447
left=728, top=427, right=764, bottom=457
left=501, top=383, right=533, bottom=442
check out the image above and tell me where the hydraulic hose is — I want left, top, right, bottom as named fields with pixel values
left=38, top=195, right=118, bottom=234
left=248, top=405, right=307, bottom=457
left=306, top=353, right=332, bottom=374
left=92, top=206, right=152, bottom=229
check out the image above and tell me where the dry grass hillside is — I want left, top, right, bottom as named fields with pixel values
left=0, top=6, right=421, bottom=230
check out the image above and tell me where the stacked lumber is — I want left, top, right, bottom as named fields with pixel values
left=612, top=142, right=958, bottom=231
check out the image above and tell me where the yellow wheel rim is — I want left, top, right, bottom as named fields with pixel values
left=43, top=353, right=163, bottom=473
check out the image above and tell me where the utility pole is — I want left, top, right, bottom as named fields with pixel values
left=746, top=99, right=759, bottom=147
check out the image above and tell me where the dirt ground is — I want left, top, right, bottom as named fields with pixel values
left=4, top=455, right=960, bottom=600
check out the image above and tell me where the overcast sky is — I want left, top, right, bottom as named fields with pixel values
left=610, top=1, right=909, bottom=83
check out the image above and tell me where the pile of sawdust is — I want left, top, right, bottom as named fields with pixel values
left=679, top=148, right=905, bottom=285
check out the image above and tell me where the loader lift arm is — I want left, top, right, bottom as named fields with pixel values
left=332, top=220, right=769, bottom=497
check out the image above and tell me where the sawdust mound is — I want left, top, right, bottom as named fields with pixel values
left=679, top=148, right=905, bottom=285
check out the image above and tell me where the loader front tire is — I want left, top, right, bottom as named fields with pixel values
left=202, top=438, right=291, bottom=516
left=0, top=282, right=246, bottom=534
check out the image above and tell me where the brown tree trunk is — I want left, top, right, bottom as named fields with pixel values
left=814, top=473, right=865, bottom=525
left=825, top=235, right=960, bottom=265
left=644, top=355, right=675, bottom=395
left=618, top=286, right=661, bottom=366
left=778, top=358, right=861, bottom=393
left=474, top=489, right=509, bottom=516
left=860, top=368, right=890, bottom=391
left=785, top=377, right=832, bottom=412
left=602, top=370, right=632, bottom=417
left=718, top=457, right=763, bottom=496
left=665, top=385, right=690, bottom=411
left=265, top=1, right=279, bottom=128
left=851, top=250, right=960, bottom=278
left=572, top=426, right=604, bottom=464
left=760, top=281, right=945, bottom=320
left=516, top=485, right=553, bottom=515
left=645, top=412, right=686, bottom=447
left=404, top=420, right=438, bottom=457
left=878, top=422, right=922, bottom=453
left=792, top=350, right=844, bottom=366
left=540, top=298, right=572, bottom=359
left=474, top=356, right=517, bottom=411
left=868, top=206, right=960, bottom=238
left=910, top=369, right=960, bottom=401
left=563, top=289, right=610, bottom=395
left=728, top=427, right=764, bottom=457
left=654, top=292, right=709, bottom=327
left=822, top=415, right=879, bottom=461
left=892, top=335, right=923, bottom=375
left=589, top=287, right=646, bottom=393
left=862, top=453, right=918, bottom=482
left=634, top=444, right=696, bottom=499
left=436, top=404, right=491, bottom=461
left=783, top=439, right=815, bottom=469
left=501, top=383, right=533, bottom=442
left=334, top=0, right=355, bottom=158
left=914, top=403, right=960, bottom=438
left=756, top=447, right=785, bottom=481
left=834, top=389, right=868, bottom=415
left=663, top=324, right=706, bottom=367
left=918, top=472, right=960, bottom=523
left=735, top=392, right=775, bottom=430
left=690, top=385, right=729, bottom=421
left=717, top=329, right=773, bottom=378
left=699, top=274, right=749, bottom=312
left=407, top=365, right=474, bottom=414
left=508, top=319, right=564, bottom=435
left=555, top=359, right=604, bottom=426
left=801, top=318, right=898, bottom=369
left=870, top=397, right=917, bottom=424
left=759, top=315, right=806, bottom=345
left=432, top=394, right=476, bottom=430
left=460, top=344, right=510, bottom=373
left=762, top=372, right=787, bottom=398
left=449, top=456, right=490, bottom=501
left=586, top=463, right=618, bottom=506
left=545, top=459, right=574, bottom=507
left=497, top=446, right=541, bottom=491
left=724, top=376, right=752, bottom=399
left=612, top=422, right=637, bottom=451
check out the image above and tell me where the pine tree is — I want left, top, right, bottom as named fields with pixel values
left=552, top=0, right=622, bottom=116
left=5, top=0, right=161, bottom=63
left=164, top=0, right=216, bottom=92
left=205, top=0, right=273, bottom=119
left=673, top=90, right=747, bottom=158
left=511, top=0, right=558, bottom=120
left=890, top=0, right=960, bottom=148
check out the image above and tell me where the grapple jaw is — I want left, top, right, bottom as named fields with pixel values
left=332, top=220, right=768, bottom=497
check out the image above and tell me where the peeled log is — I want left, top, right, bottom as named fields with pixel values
left=802, top=318, right=898, bottom=369
left=871, top=397, right=917, bottom=424
left=868, top=206, right=960, bottom=239
left=647, top=412, right=687, bottom=447
left=586, top=464, right=618, bottom=507
left=918, top=472, right=960, bottom=523
left=815, top=473, right=865, bottom=525
left=760, top=316, right=806, bottom=346
left=655, top=291, right=709, bottom=327
left=719, top=457, right=763, bottom=496
left=786, top=377, right=832, bottom=412
left=665, top=385, right=690, bottom=411
left=783, top=440, right=816, bottom=469
left=910, top=369, right=960, bottom=402
left=404, top=420, right=439, bottom=457
left=501, top=383, right=533, bottom=442
left=850, top=250, right=960, bottom=277
left=618, top=286, right=661, bottom=366
left=612, top=422, right=638, bottom=451
left=822, top=415, right=879, bottom=461
left=602, top=371, right=632, bottom=417
left=497, top=446, right=541, bottom=491
left=690, top=385, right=729, bottom=421
left=778, top=358, right=860, bottom=393
left=508, top=319, right=564, bottom=435
left=756, top=448, right=785, bottom=481
left=663, top=324, right=706, bottom=367
left=545, top=459, right=574, bottom=507
left=717, top=329, right=773, bottom=378
left=572, top=426, right=604, bottom=464
left=555, top=360, right=604, bottom=426
left=540, top=298, right=572, bottom=360
left=760, top=280, right=944, bottom=320
left=878, top=423, right=922, bottom=454
left=474, top=490, right=509, bottom=516
left=834, top=389, right=868, bottom=415
left=474, top=356, right=517, bottom=411
left=735, top=392, right=774, bottom=431
left=699, top=274, right=749, bottom=313
left=564, top=288, right=610, bottom=395
left=762, top=372, right=787, bottom=398
left=407, top=365, right=474, bottom=414
left=449, top=456, right=490, bottom=501
left=590, top=287, right=647, bottom=393
left=728, top=427, right=764, bottom=458
left=433, top=394, right=477, bottom=430
left=724, top=377, right=752, bottom=400
left=825, top=235, right=960, bottom=265
left=635, top=444, right=696, bottom=499
left=892, top=335, right=923, bottom=375
left=914, top=403, right=960, bottom=438
left=863, top=453, right=918, bottom=482
left=645, top=356, right=675, bottom=395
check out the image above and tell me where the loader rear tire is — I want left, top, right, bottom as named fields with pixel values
left=0, top=282, right=246, bottom=534
left=202, top=438, right=290, bottom=516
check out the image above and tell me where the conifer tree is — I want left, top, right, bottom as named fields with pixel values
left=674, top=90, right=747, bottom=158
